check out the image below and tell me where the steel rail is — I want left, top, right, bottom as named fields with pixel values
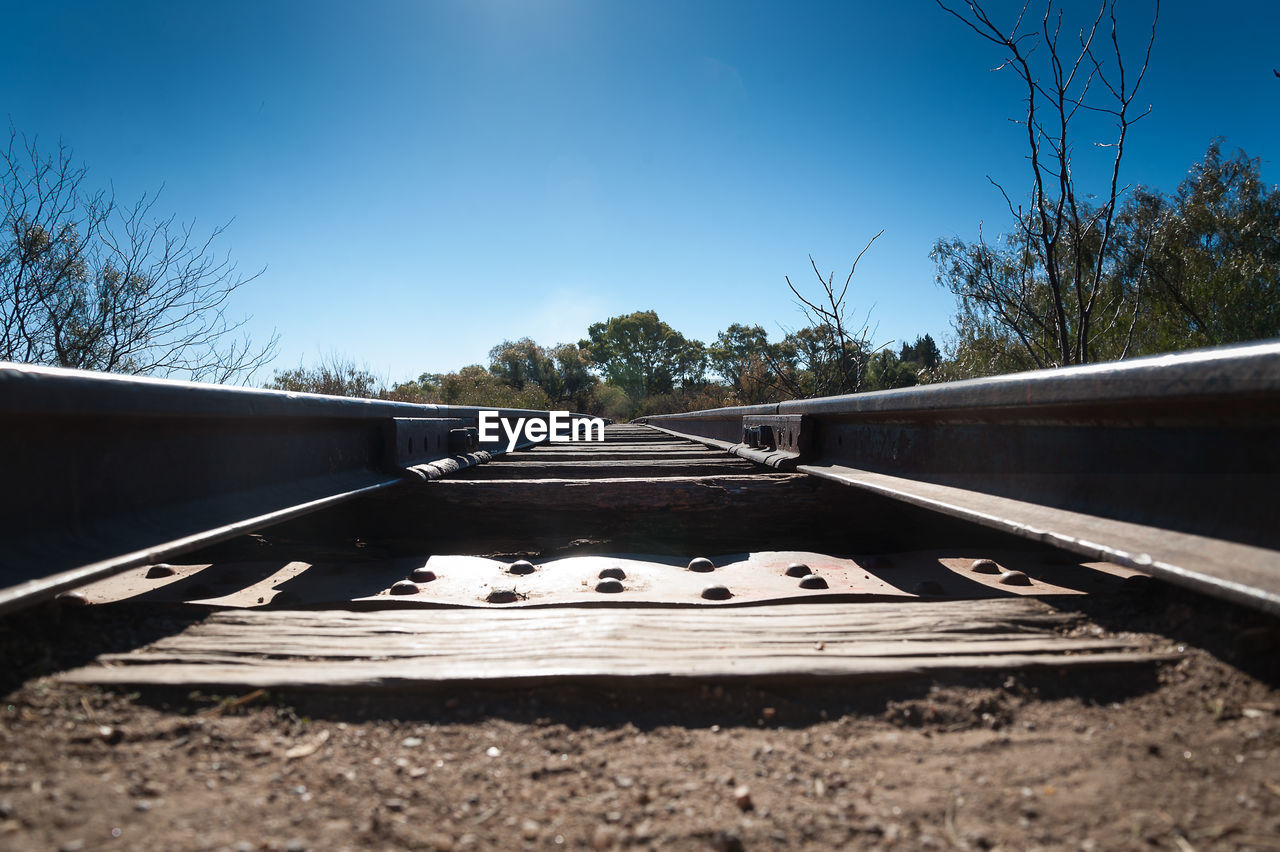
left=637, top=341, right=1280, bottom=614
left=0, top=362, right=589, bottom=614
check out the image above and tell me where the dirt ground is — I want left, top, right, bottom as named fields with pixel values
left=2, top=583, right=1279, bottom=851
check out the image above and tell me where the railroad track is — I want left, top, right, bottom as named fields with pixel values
left=3, top=342, right=1278, bottom=690
left=2, top=345, right=1279, bottom=850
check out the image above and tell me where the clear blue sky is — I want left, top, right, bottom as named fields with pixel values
left=3, top=0, right=1277, bottom=384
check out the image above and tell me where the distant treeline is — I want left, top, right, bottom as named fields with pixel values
left=265, top=312, right=944, bottom=421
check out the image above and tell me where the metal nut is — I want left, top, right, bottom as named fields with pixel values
left=598, top=567, right=626, bottom=580
left=390, top=580, right=419, bottom=595
left=145, top=564, right=176, bottom=579
left=410, top=567, right=437, bottom=582
left=998, top=570, right=1032, bottom=586
left=486, top=589, right=520, bottom=604
left=784, top=563, right=809, bottom=578
left=799, top=574, right=829, bottom=589
left=595, top=579, right=624, bottom=594
left=688, top=557, right=715, bottom=573
left=970, top=559, right=1001, bottom=574
left=507, top=560, right=536, bottom=575
left=912, top=580, right=945, bottom=596
left=700, top=585, right=732, bottom=600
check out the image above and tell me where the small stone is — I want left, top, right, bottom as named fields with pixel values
left=521, top=820, right=540, bottom=840
left=485, top=746, right=501, bottom=758
left=798, top=574, right=828, bottom=589
left=390, top=580, right=419, bottom=595
left=784, top=563, right=809, bottom=577
left=145, top=564, right=176, bottom=578
left=384, top=798, right=406, bottom=812
left=133, top=800, right=152, bottom=813
left=598, top=566, right=626, bottom=580
left=410, top=567, right=437, bottom=582
left=688, top=557, right=715, bottom=573
left=700, top=584, right=732, bottom=600
left=98, top=725, right=123, bottom=745
left=761, top=707, right=776, bottom=721
left=507, top=560, right=536, bottom=575
left=595, top=579, right=624, bottom=594
left=998, top=570, right=1032, bottom=586
left=401, top=737, right=423, bottom=748
left=970, top=558, right=1001, bottom=574
left=733, top=784, right=754, bottom=811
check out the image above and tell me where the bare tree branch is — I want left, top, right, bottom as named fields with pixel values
left=0, top=125, right=277, bottom=382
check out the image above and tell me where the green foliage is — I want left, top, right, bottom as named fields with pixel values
left=779, top=323, right=874, bottom=398
left=899, top=334, right=940, bottom=372
left=1119, top=141, right=1280, bottom=353
left=434, top=365, right=553, bottom=409
left=488, top=338, right=559, bottom=394
left=864, top=350, right=918, bottom=391
left=581, top=310, right=704, bottom=400
left=386, top=365, right=552, bottom=409
left=264, top=355, right=382, bottom=397
left=549, top=342, right=598, bottom=412
left=708, top=323, right=794, bottom=404
left=591, top=383, right=633, bottom=422
left=938, top=141, right=1280, bottom=379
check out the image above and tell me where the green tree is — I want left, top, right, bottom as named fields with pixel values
left=1119, top=141, right=1280, bottom=353
left=487, top=337, right=600, bottom=410
left=488, top=338, right=560, bottom=396
left=432, top=365, right=552, bottom=408
left=779, top=323, right=875, bottom=397
left=580, top=310, right=703, bottom=399
left=865, top=350, right=919, bottom=391
left=265, top=354, right=382, bottom=397
left=899, top=334, right=941, bottom=372
left=940, top=141, right=1280, bottom=378
left=550, top=342, right=599, bottom=412
left=708, top=323, right=794, bottom=404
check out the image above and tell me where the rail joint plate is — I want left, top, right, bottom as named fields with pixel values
left=735, top=415, right=812, bottom=469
